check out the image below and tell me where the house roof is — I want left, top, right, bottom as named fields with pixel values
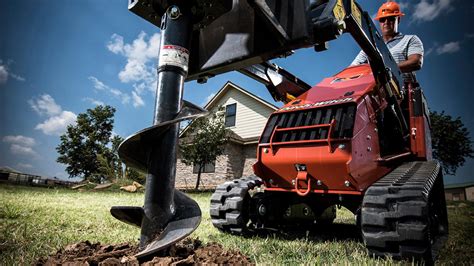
left=445, top=182, right=474, bottom=189
left=0, top=166, right=21, bottom=174
left=204, top=81, right=279, bottom=111
left=179, top=81, right=278, bottom=142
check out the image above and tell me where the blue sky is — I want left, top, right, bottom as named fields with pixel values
left=0, top=0, right=473, bottom=185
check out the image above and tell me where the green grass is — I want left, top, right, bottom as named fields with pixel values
left=1, top=184, right=473, bottom=265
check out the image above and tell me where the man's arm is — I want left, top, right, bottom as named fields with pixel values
left=398, top=54, right=423, bottom=73
left=399, top=35, right=424, bottom=73
left=350, top=50, right=368, bottom=66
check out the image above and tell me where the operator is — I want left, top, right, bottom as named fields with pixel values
left=351, top=1, right=424, bottom=82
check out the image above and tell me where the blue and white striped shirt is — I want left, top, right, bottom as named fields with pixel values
left=351, top=33, right=424, bottom=81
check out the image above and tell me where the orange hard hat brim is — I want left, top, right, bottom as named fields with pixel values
left=375, top=12, right=405, bottom=21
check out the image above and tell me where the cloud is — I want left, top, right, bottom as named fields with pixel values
left=10, top=144, right=38, bottom=157
left=3, top=135, right=38, bottom=157
left=398, top=1, right=410, bottom=11
left=131, top=91, right=145, bottom=108
left=10, top=73, right=25, bottom=82
left=104, top=32, right=162, bottom=109
left=88, top=76, right=132, bottom=106
left=0, top=60, right=26, bottom=84
left=88, top=76, right=109, bottom=91
left=0, top=65, right=8, bottom=84
left=83, top=97, right=105, bottom=106
left=133, top=82, right=148, bottom=95
left=29, top=94, right=77, bottom=136
left=107, top=34, right=125, bottom=54
left=28, top=94, right=62, bottom=116
left=413, top=0, right=453, bottom=22
left=3, top=135, right=36, bottom=147
left=110, top=31, right=160, bottom=65
left=119, top=60, right=151, bottom=83
left=436, top=41, right=460, bottom=55
left=35, top=111, right=77, bottom=136
left=425, top=47, right=434, bottom=57
left=107, top=31, right=160, bottom=92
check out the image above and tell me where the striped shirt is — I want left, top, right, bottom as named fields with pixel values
left=351, top=33, right=424, bottom=81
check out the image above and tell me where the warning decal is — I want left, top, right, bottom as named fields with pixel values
left=278, top=97, right=354, bottom=112
left=158, top=45, right=189, bottom=72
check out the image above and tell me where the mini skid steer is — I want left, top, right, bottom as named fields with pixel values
left=111, top=0, right=448, bottom=262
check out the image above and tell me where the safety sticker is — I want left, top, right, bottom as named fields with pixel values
left=351, top=0, right=362, bottom=27
left=159, top=45, right=189, bottom=72
left=333, top=0, right=346, bottom=21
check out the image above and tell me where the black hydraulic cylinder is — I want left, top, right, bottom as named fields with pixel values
left=140, top=5, right=192, bottom=247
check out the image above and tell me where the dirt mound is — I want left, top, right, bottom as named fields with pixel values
left=36, top=238, right=252, bottom=265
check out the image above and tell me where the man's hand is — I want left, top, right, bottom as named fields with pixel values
left=398, top=54, right=422, bottom=73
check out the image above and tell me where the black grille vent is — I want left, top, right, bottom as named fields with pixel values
left=260, top=104, right=356, bottom=144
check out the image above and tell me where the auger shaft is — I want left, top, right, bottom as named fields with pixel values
left=112, top=4, right=204, bottom=258
left=140, top=5, right=192, bottom=247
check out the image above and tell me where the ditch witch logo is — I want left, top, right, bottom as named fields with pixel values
left=278, top=97, right=353, bottom=112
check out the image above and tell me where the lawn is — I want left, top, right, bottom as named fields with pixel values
left=1, top=184, right=473, bottom=265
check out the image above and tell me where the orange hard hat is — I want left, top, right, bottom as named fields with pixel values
left=375, top=1, right=405, bottom=21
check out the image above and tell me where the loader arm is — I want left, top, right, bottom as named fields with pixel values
left=238, top=61, right=312, bottom=103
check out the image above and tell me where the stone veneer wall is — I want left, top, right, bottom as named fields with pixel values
left=175, top=142, right=258, bottom=189
left=242, top=144, right=257, bottom=177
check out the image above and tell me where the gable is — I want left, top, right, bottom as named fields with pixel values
left=181, top=81, right=278, bottom=142
left=209, top=87, right=276, bottom=140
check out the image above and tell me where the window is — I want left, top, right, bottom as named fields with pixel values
left=225, top=103, right=236, bottom=127
left=193, top=161, right=215, bottom=173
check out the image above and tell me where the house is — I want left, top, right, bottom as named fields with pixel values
left=176, top=81, right=278, bottom=189
left=444, top=182, right=474, bottom=201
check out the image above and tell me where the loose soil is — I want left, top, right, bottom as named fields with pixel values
left=36, top=238, right=252, bottom=265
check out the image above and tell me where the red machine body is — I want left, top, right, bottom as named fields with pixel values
left=253, top=64, right=432, bottom=196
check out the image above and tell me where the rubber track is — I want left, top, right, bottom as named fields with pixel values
left=361, top=161, right=448, bottom=262
left=210, top=176, right=262, bottom=234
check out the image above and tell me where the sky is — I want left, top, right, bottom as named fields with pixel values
left=0, top=0, right=473, bottom=185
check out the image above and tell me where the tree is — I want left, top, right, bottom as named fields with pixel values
left=125, top=166, right=146, bottom=184
left=110, top=135, right=125, bottom=180
left=180, top=108, right=229, bottom=189
left=101, top=133, right=146, bottom=183
left=430, top=111, right=473, bottom=175
left=56, top=105, right=116, bottom=181
left=95, top=153, right=117, bottom=181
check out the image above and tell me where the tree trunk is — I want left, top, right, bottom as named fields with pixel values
left=195, top=163, right=203, bottom=190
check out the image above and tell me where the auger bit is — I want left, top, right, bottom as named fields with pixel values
left=110, top=3, right=208, bottom=260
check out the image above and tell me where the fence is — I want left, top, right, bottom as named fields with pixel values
left=0, top=170, right=77, bottom=188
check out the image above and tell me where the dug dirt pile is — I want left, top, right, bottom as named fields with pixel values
left=36, top=238, right=252, bottom=265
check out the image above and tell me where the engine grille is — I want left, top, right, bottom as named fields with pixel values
left=260, top=104, right=356, bottom=144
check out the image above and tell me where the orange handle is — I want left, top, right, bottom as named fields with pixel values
left=269, top=126, right=278, bottom=155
